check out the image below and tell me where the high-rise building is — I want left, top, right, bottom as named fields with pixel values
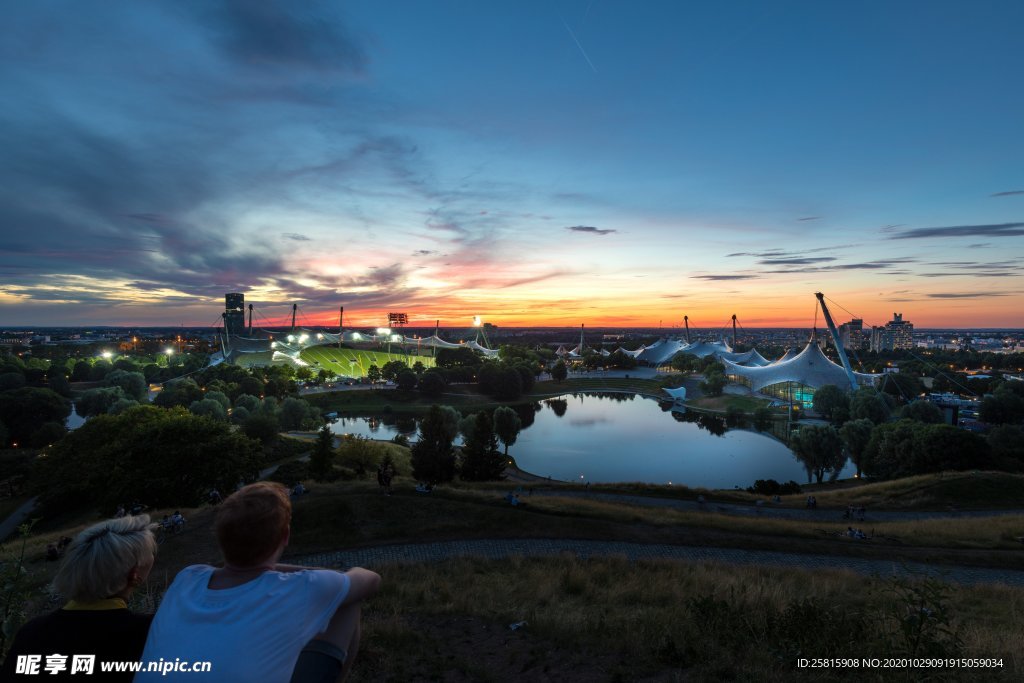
left=870, top=312, right=914, bottom=351
left=837, top=318, right=865, bottom=350
left=225, top=293, right=245, bottom=336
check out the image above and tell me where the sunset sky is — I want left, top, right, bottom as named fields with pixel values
left=2, top=1, right=1022, bottom=329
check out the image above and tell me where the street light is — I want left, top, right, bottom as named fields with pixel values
left=101, top=351, right=113, bottom=360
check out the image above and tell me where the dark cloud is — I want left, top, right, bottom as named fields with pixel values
left=691, top=275, right=758, bottom=281
left=889, top=223, right=1024, bottom=239
left=282, top=233, right=311, bottom=241
left=757, top=257, right=836, bottom=265
left=412, top=249, right=436, bottom=257
left=189, top=0, right=366, bottom=74
left=567, top=225, right=616, bottom=235
left=990, top=190, right=1024, bottom=197
left=967, top=243, right=991, bottom=249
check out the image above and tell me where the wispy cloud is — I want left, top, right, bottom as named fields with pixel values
left=567, top=225, right=616, bottom=235
left=282, top=233, right=311, bottom=241
left=926, top=292, right=1016, bottom=299
left=889, top=223, right=1024, bottom=239
left=990, top=190, right=1024, bottom=197
left=691, top=274, right=758, bottom=281
left=797, top=216, right=821, bottom=221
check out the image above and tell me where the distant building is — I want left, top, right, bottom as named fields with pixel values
left=836, top=318, right=866, bottom=350
left=225, top=293, right=245, bottom=336
left=871, top=312, right=914, bottom=352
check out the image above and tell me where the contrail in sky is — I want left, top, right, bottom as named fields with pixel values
left=561, top=18, right=598, bottom=73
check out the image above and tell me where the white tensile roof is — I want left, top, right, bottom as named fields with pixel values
left=722, top=340, right=879, bottom=392
left=662, top=386, right=687, bottom=401
left=716, top=348, right=773, bottom=367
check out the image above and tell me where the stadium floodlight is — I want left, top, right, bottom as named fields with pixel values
left=391, top=334, right=401, bottom=342
left=299, top=334, right=309, bottom=342
left=270, top=341, right=277, bottom=349
left=473, top=316, right=482, bottom=327
left=164, top=348, right=174, bottom=356
left=287, top=335, right=295, bottom=342
left=101, top=351, right=113, bottom=359
left=352, top=333, right=362, bottom=341
left=376, top=327, right=391, bottom=335
left=316, top=333, right=323, bottom=340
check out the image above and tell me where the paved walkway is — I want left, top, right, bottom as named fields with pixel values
left=0, top=497, right=38, bottom=542
left=295, top=537, right=1024, bottom=588
left=526, top=489, right=1024, bottom=523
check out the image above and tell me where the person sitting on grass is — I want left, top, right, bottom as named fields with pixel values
left=1, top=515, right=158, bottom=682
left=134, top=482, right=381, bottom=683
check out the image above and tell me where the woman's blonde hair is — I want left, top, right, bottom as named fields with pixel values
left=53, top=515, right=157, bottom=601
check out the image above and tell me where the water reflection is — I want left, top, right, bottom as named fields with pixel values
left=327, top=392, right=851, bottom=487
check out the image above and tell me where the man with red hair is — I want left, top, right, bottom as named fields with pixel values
left=136, top=482, right=380, bottom=682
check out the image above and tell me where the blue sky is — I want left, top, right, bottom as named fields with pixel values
left=1, top=0, right=1022, bottom=328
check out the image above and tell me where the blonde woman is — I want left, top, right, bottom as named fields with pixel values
left=1, top=515, right=158, bottom=681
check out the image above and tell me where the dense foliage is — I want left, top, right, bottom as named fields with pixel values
left=36, top=405, right=261, bottom=514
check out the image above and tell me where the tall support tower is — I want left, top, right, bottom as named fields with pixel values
left=683, top=315, right=691, bottom=344
left=225, top=293, right=245, bottom=336
left=815, top=292, right=859, bottom=392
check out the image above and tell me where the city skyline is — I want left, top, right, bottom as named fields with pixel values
left=2, top=1, right=1023, bottom=329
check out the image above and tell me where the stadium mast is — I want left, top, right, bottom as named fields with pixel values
left=248, top=304, right=253, bottom=335
left=731, top=314, right=737, bottom=349
left=338, top=306, right=344, bottom=349
left=815, top=292, right=858, bottom=392
left=683, top=315, right=691, bottom=344
left=291, top=303, right=297, bottom=332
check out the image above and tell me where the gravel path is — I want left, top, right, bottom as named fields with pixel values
left=295, top=537, right=1024, bottom=588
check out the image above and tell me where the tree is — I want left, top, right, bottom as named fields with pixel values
left=366, top=365, right=382, bottom=384
left=493, top=405, right=522, bottom=456
left=103, top=369, right=148, bottom=401
left=295, top=366, right=313, bottom=382
left=35, top=406, right=261, bottom=514
left=396, top=369, right=417, bottom=391
left=337, top=436, right=380, bottom=477
left=670, top=353, right=699, bottom=374
left=494, top=367, right=523, bottom=400
left=412, top=361, right=426, bottom=375
left=435, top=347, right=481, bottom=369
left=309, top=424, right=336, bottom=481
left=988, top=425, right=1024, bottom=468
left=900, top=400, right=944, bottom=424
left=839, top=418, right=874, bottom=477
left=699, top=366, right=727, bottom=397
left=849, top=388, right=891, bottom=425
left=550, top=360, right=568, bottom=382
left=381, top=360, right=408, bottom=381
left=189, top=398, right=228, bottom=422
left=791, top=424, right=846, bottom=484
left=154, top=378, right=203, bottom=409
left=879, top=372, right=925, bottom=400
left=980, top=386, right=1024, bottom=425
left=77, top=386, right=128, bottom=417
left=812, top=384, right=849, bottom=423
left=108, top=398, right=139, bottom=415
left=47, top=372, right=72, bottom=397
left=410, top=405, right=456, bottom=485
left=0, top=387, right=71, bottom=445
left=279, top=397, right=311, bottom=431
left=460, top=411, right=505, bottom=481
left=243, top=412, right=280, bottom=446
left=30, top=422, right=66, bottom=448
left=418, top=371, right=446, bottom=397
left=234, top=393, right=261, bottom=413
left=0, top=373, right=25, bottom=392
left=71, top=360, right=92, bottom=382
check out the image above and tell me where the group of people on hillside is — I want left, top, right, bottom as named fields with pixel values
left=376, top=462, right=395, bottom=496
left=1, top=483, right=381, bottom=682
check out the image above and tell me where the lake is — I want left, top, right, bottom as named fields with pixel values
left=329, top=392, right=855, bottom=489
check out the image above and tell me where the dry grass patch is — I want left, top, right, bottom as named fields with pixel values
left=353, top=556, right=1024, bottom=681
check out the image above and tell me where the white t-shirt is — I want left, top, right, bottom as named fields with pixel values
left=134, top=565, right=350, bottom=682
